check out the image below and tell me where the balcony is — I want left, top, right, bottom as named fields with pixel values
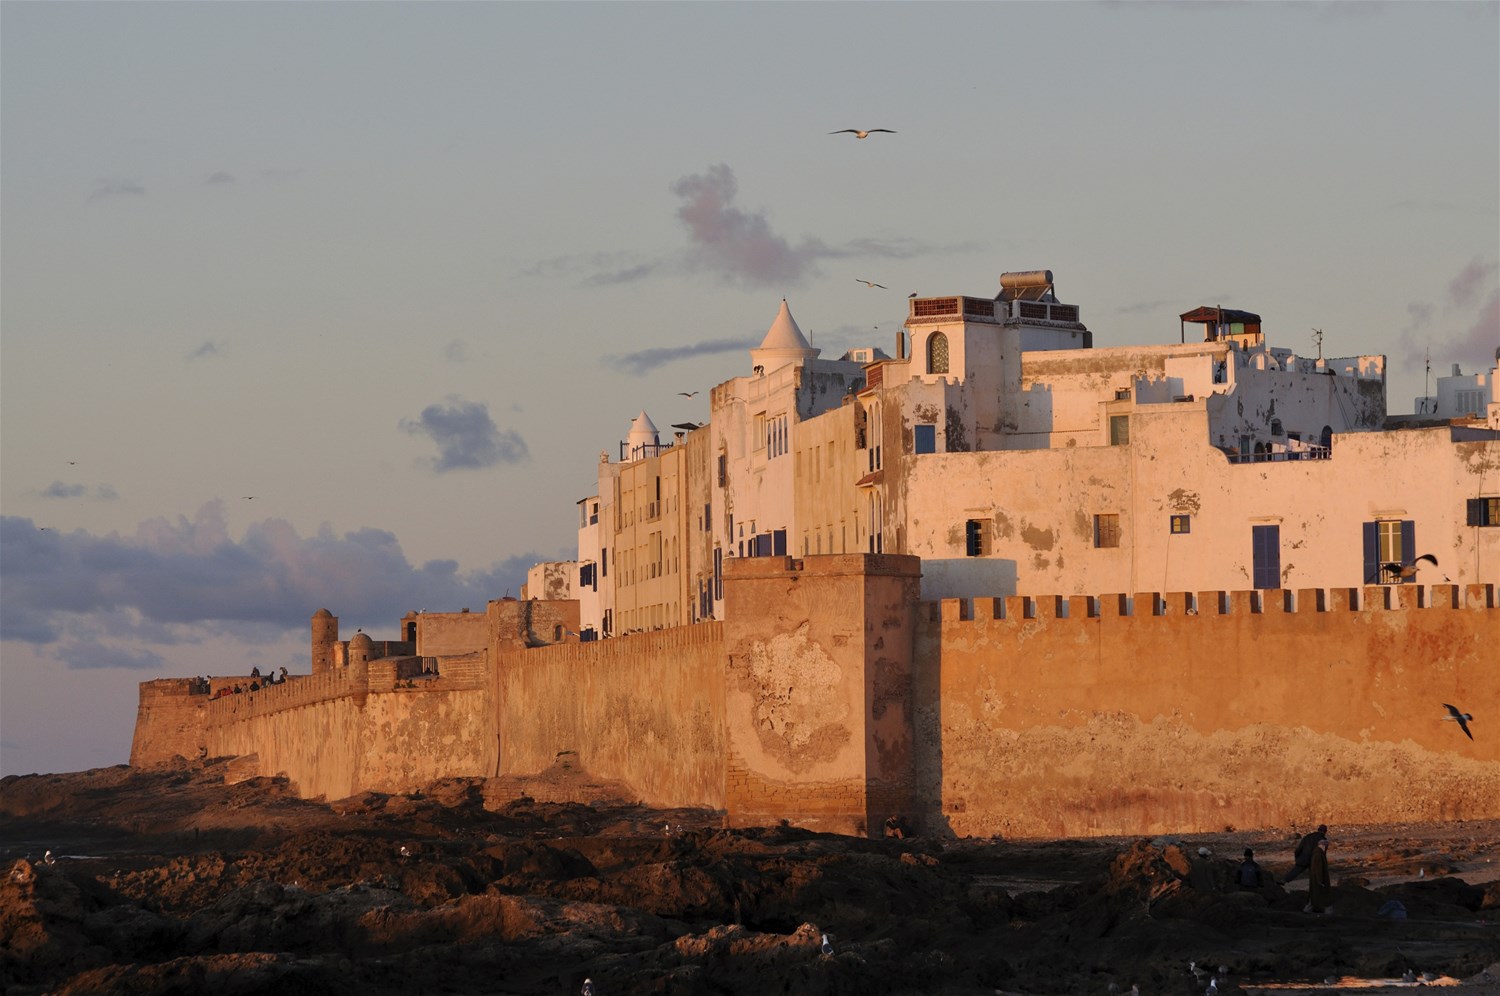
left=908, top=296, right=999, bottom=323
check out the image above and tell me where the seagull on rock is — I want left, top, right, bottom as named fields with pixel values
left=1443, top=703, right=1475, bottom=740
left=821, top=933, right=834, bottom=955
left=829, top=128, right=895, bottom=139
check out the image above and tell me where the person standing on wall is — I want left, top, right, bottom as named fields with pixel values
left=1283, top=824, right=1327, bottom=883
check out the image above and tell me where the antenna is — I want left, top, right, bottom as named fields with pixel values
left=1311, top=328, right=1323, bottom=361
left=1424, top=347, right=1432, bottom=414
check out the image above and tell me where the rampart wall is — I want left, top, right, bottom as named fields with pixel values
left=496, top=623, right=726, bottom=809
left=131, top=561, right=1497, bottom=838
left=918, top=584, right=1499, bottom=839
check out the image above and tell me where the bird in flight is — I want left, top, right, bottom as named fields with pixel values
left=678, top=391, right=698, bottom=398
left=855, top=279, right=887, bottom=289
left=1380, top=553, right=1437, bottom=580
left=1442, top=703, right=1474, bottom=740
left=830, top=129, right=895, bottom=139
left=242, top=496, right=255, bottom=500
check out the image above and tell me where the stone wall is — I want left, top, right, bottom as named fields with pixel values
left=495, top=623, right=726, bottom=809
left=129, top=679, right=210, bottom=766
left=722, top=554, right=922, bottom=835
left=917, top=584, right=1499, bottom=839
left=130, top=564, right=1497, bottom=839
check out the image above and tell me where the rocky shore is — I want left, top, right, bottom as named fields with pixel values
left=3, top=759, right=1497, bottom=995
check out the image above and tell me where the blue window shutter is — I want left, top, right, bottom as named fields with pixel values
left=914, top=424, right=936, bottom=454
left=1399, top=520, right=1416, bottom=583
left=1252, top=524, right=1280, bottom=589
left=773, top=529, right=786, bottom=556
left=1362, top=521, right=1378, bottom=584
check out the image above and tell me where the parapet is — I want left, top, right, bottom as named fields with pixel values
left=925, top=583, right=1495, bottom=624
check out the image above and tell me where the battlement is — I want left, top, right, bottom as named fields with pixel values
left=925, top=583, right=1496, bottom=624
left=506, top=620, right=723, bottom=669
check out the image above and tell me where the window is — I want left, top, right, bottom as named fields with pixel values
left=601, top=548, right=608, bottom=577
left=965, top=519, right=989, bottom=557
left=1252, top=524, right=1281, bottom=589
left=579, top=563, right=596, bottom=588
left=1468, top=497, right=1500, bottom=526
left=753, top=412, right=766, bottom=452
left=1109, top=415, right=1130, bottom=446
left=1270, top=418, right=1283, bottom=436
left=717, top=453, right=727, bottom=487
left=927, top=332, right=949, bottom=374
left=1363, top=519, right=1415, bottom=583
left=589, top=502, right=599, bottom=525
left=914, top=424, right=936, bottom=454
left=1093, top=514, right=1120, bottom=549
left=1170, top=514, right=1191, bottom=534
left=773, top=529, right=787, bottom=556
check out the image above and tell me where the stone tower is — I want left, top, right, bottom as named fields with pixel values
left=311, top=608, right=338, bottom=676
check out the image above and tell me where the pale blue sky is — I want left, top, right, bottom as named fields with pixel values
left=3, top=1, right=1497, bottom=776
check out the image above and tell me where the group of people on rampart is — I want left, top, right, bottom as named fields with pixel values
left=205, top=666, right=291, bottom=698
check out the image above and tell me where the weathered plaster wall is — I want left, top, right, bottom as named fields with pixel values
left=201, top=663, right=489, bottom=800
left=415, top=610, right=489, bottom=657
left=495, top=623, right=726, bottom=808
left=918, top=585, right=1499, bottom=839
left=722, top=555, right=922, bottom=835
left=130, top=680, right=209, bottom=766
left=906, top=412, right=1500, bottom=601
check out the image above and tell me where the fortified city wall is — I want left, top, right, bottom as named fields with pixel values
left=131, top=557, right=1498, bottom=839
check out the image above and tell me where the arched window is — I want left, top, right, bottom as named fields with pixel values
left=927, top=332, right=950, bottom=374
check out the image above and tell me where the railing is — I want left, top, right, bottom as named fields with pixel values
left=1226, top=444, right=1332, bottom=464
left=909, top=296, right=998, bottom=322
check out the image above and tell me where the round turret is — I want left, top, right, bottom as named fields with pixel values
left=348, top=631, right=374, bottom=666
left=311, top=609, right=339, bottom=676
left=750, top=299, right=819, bottom=374
left=626, top=411, right=660, bottom=461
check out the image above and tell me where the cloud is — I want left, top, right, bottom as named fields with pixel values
left=1447, top=257, right=1499, bottom=309
left=400, top=397, right=528, bottom=472
left=89, top=178, right=146, bottom=201
left=0, top=505, right=554, bottom=661
left=607, top=336, right=759, bottom=376
left=204, top=171, right=236, bottom=185
left=526, top=165, right=956, bottom=289
left=37, top=482, right=118, bottom=501
left=1400, top=257, right=1500, bottom=370
left=444, top=340, right=468, bottom=363
left=186, top=341, right=225, bottom=360
left=56, top=637, right=166, bottom=671
left=1116, top=299, right=1175, bottom=316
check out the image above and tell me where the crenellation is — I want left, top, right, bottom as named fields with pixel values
left=1034, top=594, right=1062, bottom=620
left=1099, top=593, right=1128, bottom=618
left=1395, top=584, right=1424, bottom=610
left=1004, top=594, right=1028, bottom=620
left=1163, top=592, right=1192, bottom=616
left=1198, top=590, right=1227, bottom=615
left=1068, top=594, right=1093, bottom=620
left=1466, top=583, right=1496, bottom=609
left=1264, top=589, right=1291, bottom=614
left=1296, top=588, right=1326, bottom=612
left=1229, top=590, right=1256, bottom=614
left=1329, top=587, right=1357, bottom=611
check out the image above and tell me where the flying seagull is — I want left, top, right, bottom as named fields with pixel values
left=1380, top=553, right=1436, bottom=580
left=1442, top=703, right=1474, bottom=740
left=855, top=279, right=887, bottom=289
left=678, top=391, right=698, bottom=398
left=829, top=128, right=895, bottom=139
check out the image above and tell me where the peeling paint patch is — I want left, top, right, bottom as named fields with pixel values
left=1166, top=488, right=1201, bottom=514
left=744, top=623, right=851, bottom=773
left=1021, top=524, right=1056, bottom=551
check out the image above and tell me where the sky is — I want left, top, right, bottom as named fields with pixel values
left=2, top=1, right=1497, bottom=777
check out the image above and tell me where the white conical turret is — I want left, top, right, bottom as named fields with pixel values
left=751, top=299, right=819, bottom=374
left=626, top=410, right=660, bottom=460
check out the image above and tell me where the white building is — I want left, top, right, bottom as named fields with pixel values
left=558, top=269, right=1500, bottom=636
